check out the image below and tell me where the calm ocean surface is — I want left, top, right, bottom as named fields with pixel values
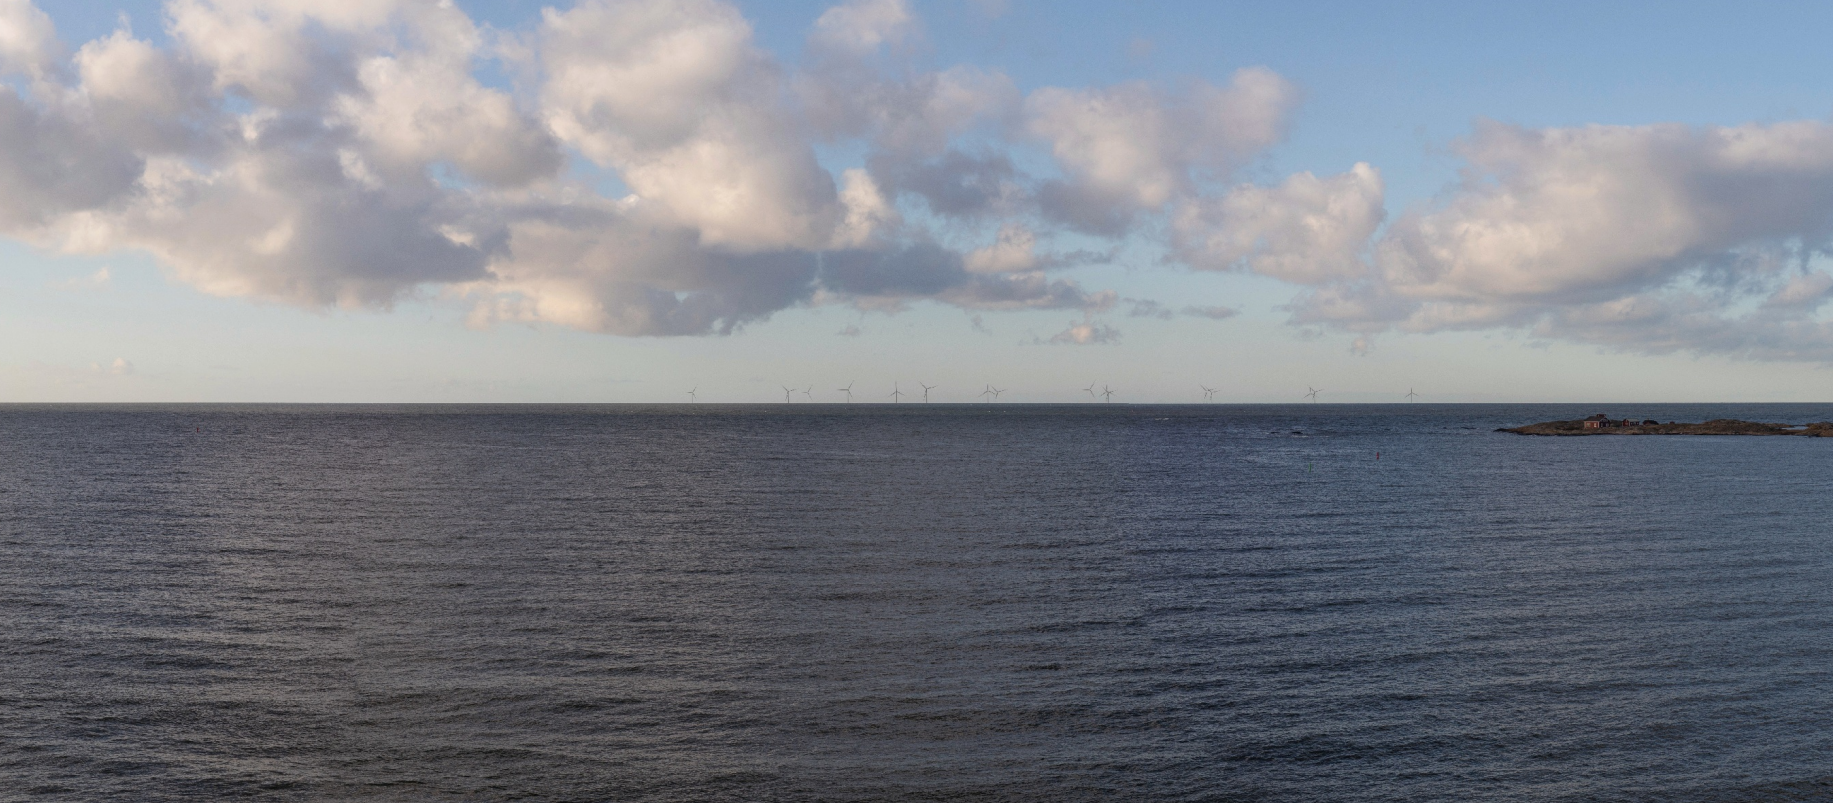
left=4, top=403, right=1833, bottom=802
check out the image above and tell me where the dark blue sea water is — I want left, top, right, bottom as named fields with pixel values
left=4, top=403, right=1833, bottom=802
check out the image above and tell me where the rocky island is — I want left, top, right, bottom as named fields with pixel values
left=1502, top=415, right=1833, bottom=436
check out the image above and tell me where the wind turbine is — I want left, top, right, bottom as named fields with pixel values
left=802, top=386, right=814, bottom=402
left=1101, top=385, right=1115, bottom=403
left=1306, top=386, right=1323, bottom=403
left=918, top=382, right=936, bottom=403
left=991, top=386, right=1006, bottom=401
left=889, top=382, right=906, bottom=403
left=980, top=385, right=996, bottom=402
left=687, top=387, right=697, bottom=403
left=782, top=385, right=795, bottom=403
left=838, top=381, right=854, bottom=402
left=1083, top=382, right=1099, bottom=400
left=1200, top=385, right=1217, bottom=402
left=1405, top=388, right=1419, bottom=402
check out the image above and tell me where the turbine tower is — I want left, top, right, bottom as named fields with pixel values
left=890, top=382, right=906, bottom=403
left=838, top=381, right=855, bottom=403
left=782, top=385, right=795, bottom=404
left=918, top=382, right=936, bottom=403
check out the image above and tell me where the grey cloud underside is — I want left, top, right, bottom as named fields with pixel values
left=870, top=149, right=1019, bottom=220
left=819, top=244, right=1104, bottom=309
left=821, top=244, right=964, bottom=296
left=470, top=217, right=1110, bottom=337
left=583, top=245, right=1108, bottom=337
left=1183, top=305, right=1238, bottom=319
left=1035, top=179, right=1139, bottom=238
left=1124, top=298, right=1236, bottom=320
left=589, top=256, right=819, bottom=337
left=0, top=88, right=142, bottom=227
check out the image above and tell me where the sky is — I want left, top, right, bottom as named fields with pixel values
left=9, top=1, right=1833, bottom=403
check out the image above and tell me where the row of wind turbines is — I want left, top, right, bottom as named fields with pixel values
left=1300, top=386, right=1422, bottom=403
left=770, top=381, right=950, bottom=403
left=682, top=382, right=1423, bottom=403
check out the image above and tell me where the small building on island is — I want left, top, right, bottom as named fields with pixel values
left=1581, top=414, right=1647, bottom=429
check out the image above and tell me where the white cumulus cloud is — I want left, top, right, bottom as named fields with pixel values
left=538, top=0, right=840, bottom=252
left=1026, top=68, right=1298, bottom=233
left=1173, top=162, right=1384, bottom=285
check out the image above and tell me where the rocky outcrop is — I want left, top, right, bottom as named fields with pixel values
left=1500, top=419, right=1833, bottom=436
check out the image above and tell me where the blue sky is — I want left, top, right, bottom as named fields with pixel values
left=8, top=0, right=1833, bottom=402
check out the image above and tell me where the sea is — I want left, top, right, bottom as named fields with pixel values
left=4, top=403, right=1833, bottom=802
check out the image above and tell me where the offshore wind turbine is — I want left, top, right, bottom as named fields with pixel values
left=1200, top=385, right=1217, bottom=402
left=838, top=381, right=854, bottom=402
left=687, top=387, right=697, bottom=403
left=979, top=384, right=996, bottom=402
left=918, top=382, right=936, bottom=403
left=1083, top=382, right=1099, bottom=400
left=802, top=386, right=814, bottom=402
left=990, top=386, right=1006, bottom=401
left=1405, top=388, right=1419, bottom=402
left=1306, top=386, right=1323, bottom=403
left=889, top=382, right=906, bottom=403
left=782, top=385, right=796, bottom=403
left=1101, top=385, right=1115, bottom=403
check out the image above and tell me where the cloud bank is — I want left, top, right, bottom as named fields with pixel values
left=0, top=0, right=1260, bottom=336
left=3, top=0, right=1833, bottom=360
left=1268, top=122, right=1833, bottom=360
